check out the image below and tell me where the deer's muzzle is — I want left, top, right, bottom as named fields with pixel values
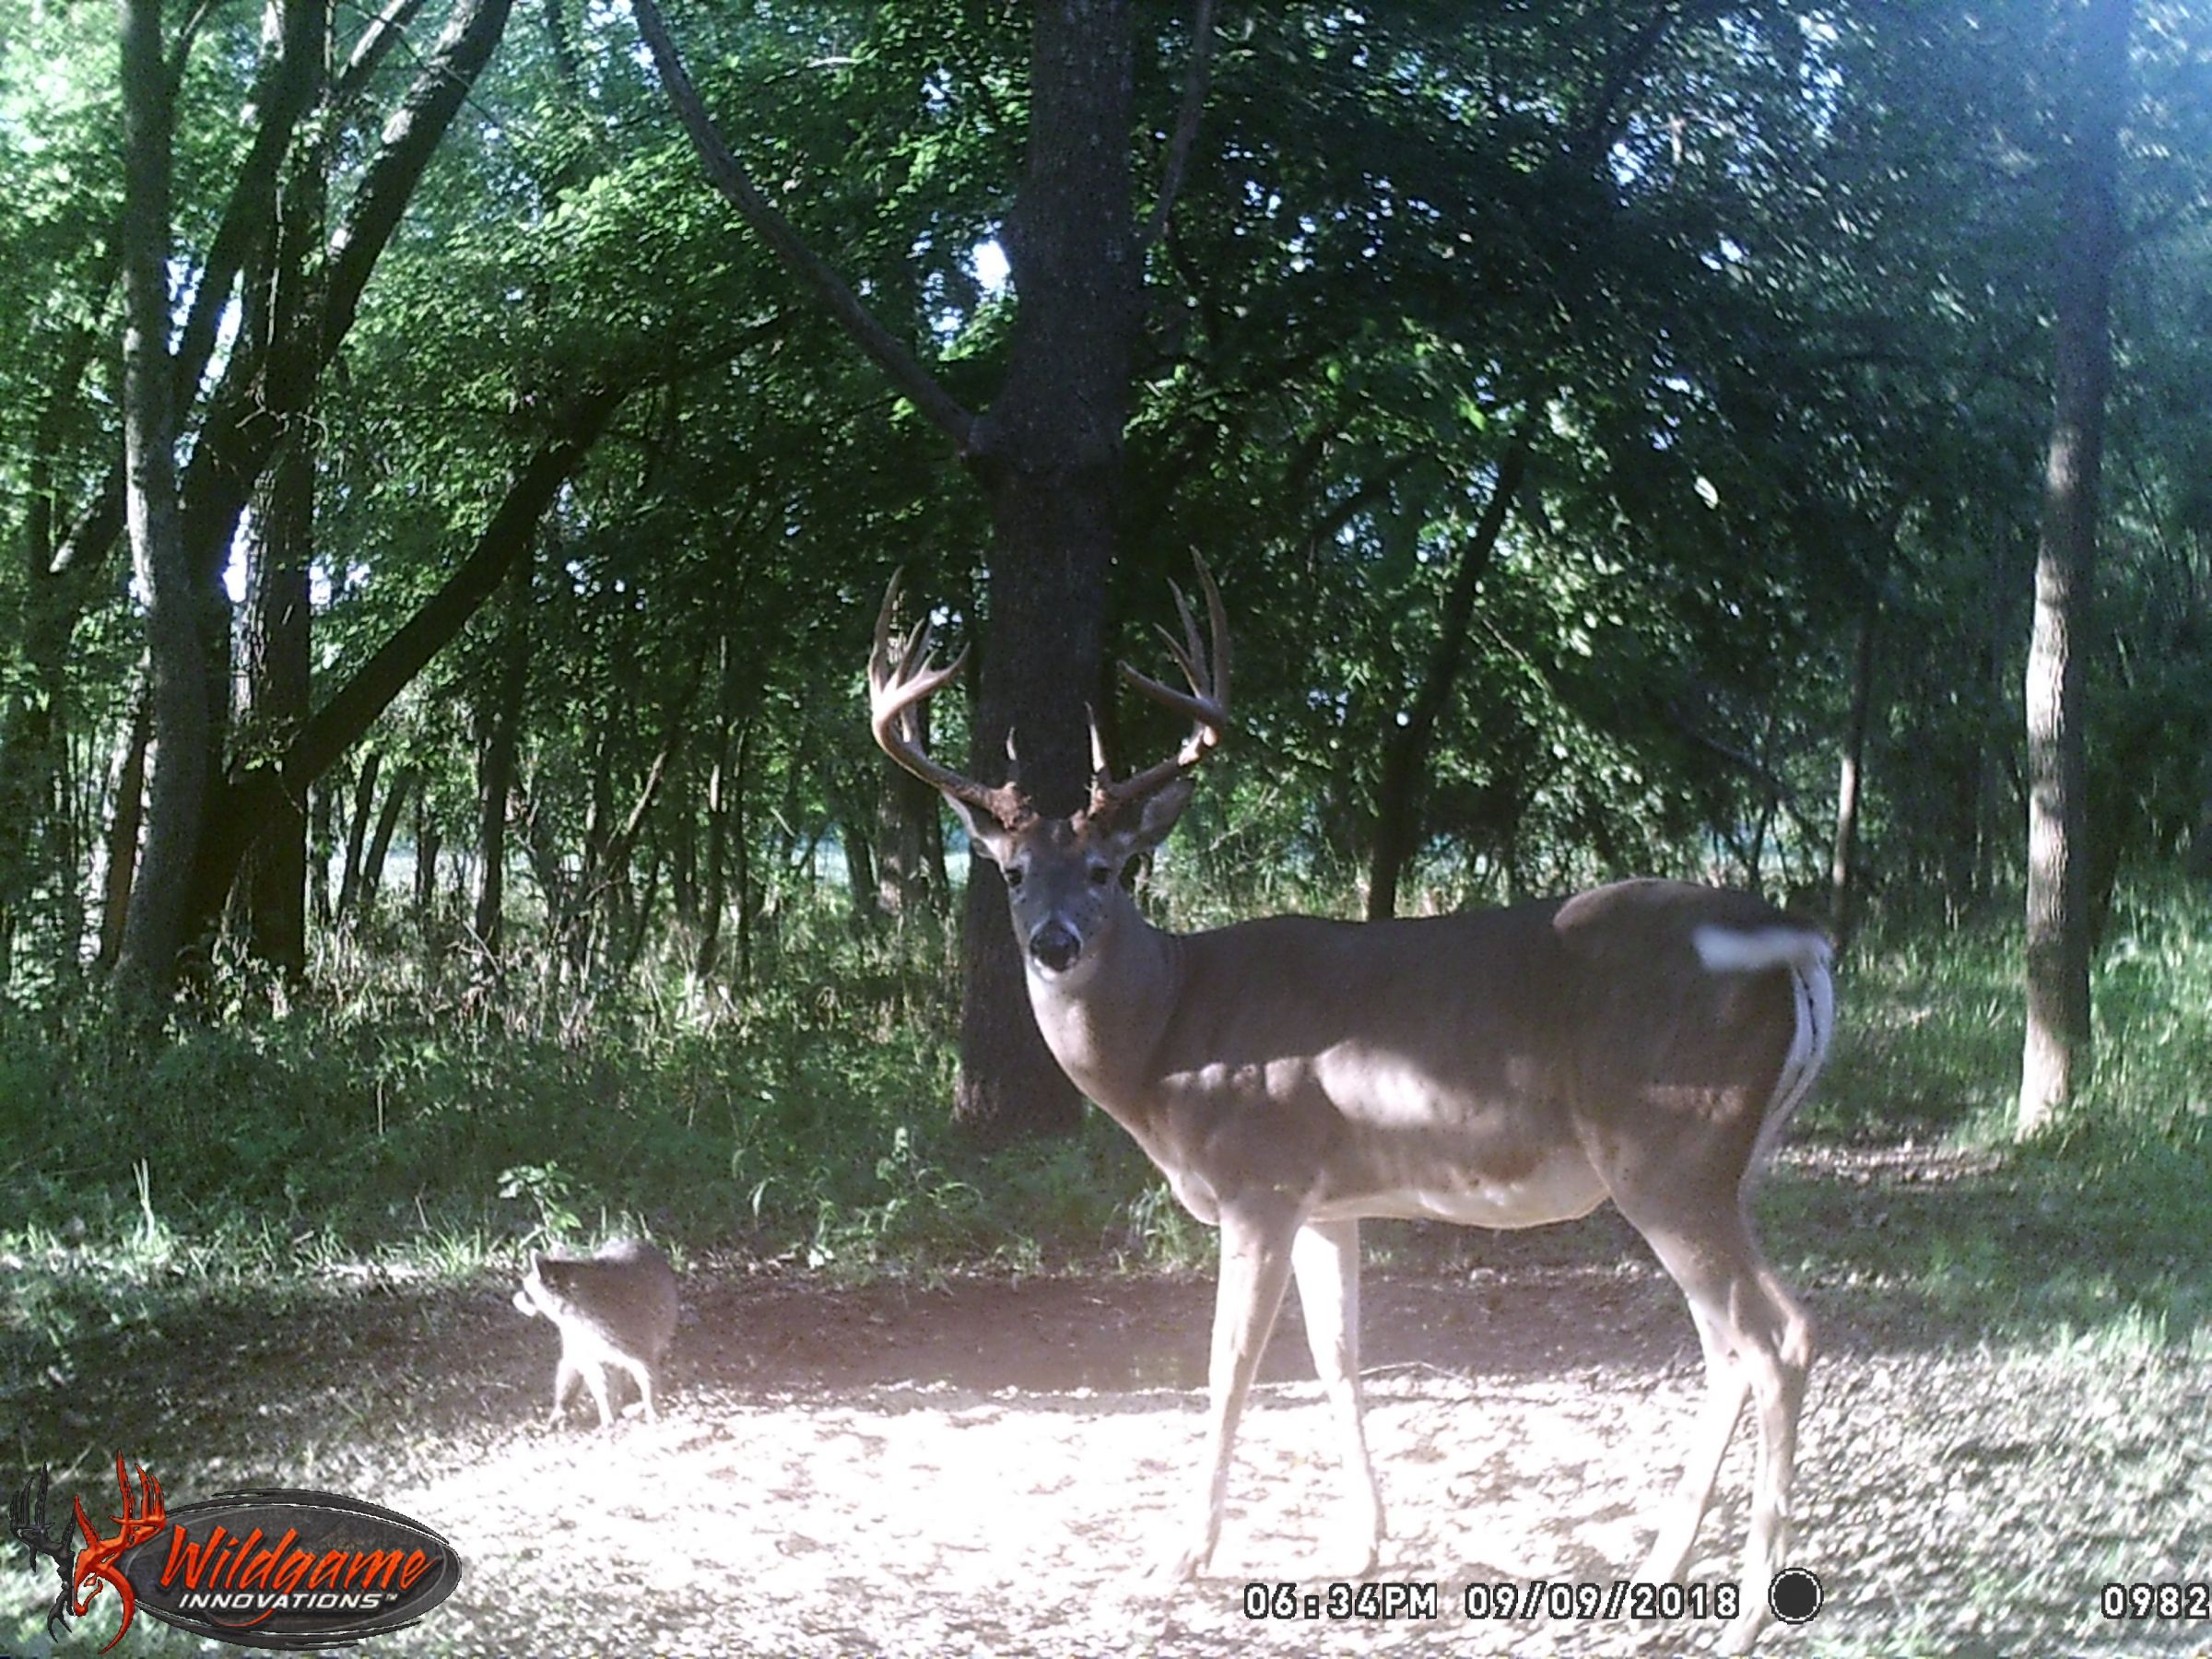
left=1029, top=921, right=1081, bottom=972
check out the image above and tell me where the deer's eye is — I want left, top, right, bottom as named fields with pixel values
left=1004, top=866, right=1024, bottom=889
left=1088, top=865, right=1113, bottom=887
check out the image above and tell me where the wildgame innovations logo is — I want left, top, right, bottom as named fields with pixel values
left=9, top=1456, right=464, bottom=1651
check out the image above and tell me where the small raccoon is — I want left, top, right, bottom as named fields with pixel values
left=512, top=1239, right=679, bottom=1430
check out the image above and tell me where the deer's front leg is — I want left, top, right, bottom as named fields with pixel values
left=1156, top=1202, right=1300, bottom=1583
left=1292, top=1218, right=1383, bottom=1575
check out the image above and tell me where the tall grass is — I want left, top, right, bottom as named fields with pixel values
left=0, top=898, right=1168, bottom=1287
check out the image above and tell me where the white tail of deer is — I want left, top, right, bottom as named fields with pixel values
left=869, top=559, right=1832, bottom=1653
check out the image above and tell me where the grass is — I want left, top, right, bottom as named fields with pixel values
left=3, top=876, right=2210, bottom=1366
left=1762, top=876, right=2212, bottom=1350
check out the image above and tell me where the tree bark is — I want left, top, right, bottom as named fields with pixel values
left=112, top=0, right=207, bottom=1004
left=405, top=782, right=436, bottom=923
left=950, top=0, right=1144, bottom=1141
left=732, top=716, right=755, bottom=987
left=876, top=695, right=945, bottom=920
left=694, top=636, right=739, bottom=981
left=2019, top=0, right=2130, bottom=1138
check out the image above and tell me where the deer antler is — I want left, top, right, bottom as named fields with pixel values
left=869, top=571, right=1035, bottom=830
left=9, top=1469, right=76, bottom=1641
left=1088, top=553, right=1231, bottom=819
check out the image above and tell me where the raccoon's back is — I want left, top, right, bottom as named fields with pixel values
left=540, top=1243, right=677, bottom=1359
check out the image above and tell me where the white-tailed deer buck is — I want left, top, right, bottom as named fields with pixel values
left=869, top=559, right=1832, bottom=1653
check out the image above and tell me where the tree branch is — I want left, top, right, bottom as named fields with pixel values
left=289, top=384, right=625, bottom=789
left=336, top=0, right=439, bottom=101
left=1140, top=0, right=1218, bottom=251
left=629, top=0, right=976, bottom=451
left=1565, top=0, right=1688, bottom=171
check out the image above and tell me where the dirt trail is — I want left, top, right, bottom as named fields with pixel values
left=8, top=1191, right=2212, bottom=1656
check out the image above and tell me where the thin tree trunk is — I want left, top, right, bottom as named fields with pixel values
left=694, top=638, right=737, bottom=981
left=1366, top=429, right=1531, bottom=920
left=310, top=773, right=335, bottom=924
left=877, top=704, right=944, bottom=920
left=98, top=688, right=154, bottom=971
left=358, top=761, right=413, bottom=916
left=669, top=764, right=698, bottom=933
left=1830, top=594, right=1879, bottom=949
left=335, top=750, right=380, bottom=921
left=2019, top=0, right=2130, bottom=1137
left=407, top=786, right=438, bottom=924
left=112, top=0, right=207, bottom=1003
left=841, top=808, right=877, bottom=931
left=621, top=842, right=664, bottom=973
left=733, top=717, right=754, bottom=988
left=473, top=536, right=532, bottom=952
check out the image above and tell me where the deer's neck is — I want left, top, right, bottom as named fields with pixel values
left=1025, top=919, right=1184, bottom=1131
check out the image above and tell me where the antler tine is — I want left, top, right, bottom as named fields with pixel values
left=1091, top=554, right=1232, bottom=817
left=866, top=571, right=1031, bottom=829
left=1087, top=705, right=1111, bottom=780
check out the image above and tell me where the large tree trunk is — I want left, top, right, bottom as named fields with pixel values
left=237, top=374, right=317, bottom=979
left=637, top=0, right=1163, bottom=1140
left=951, top=0, right=1144, bottom=1142
left=238, top=6, right=331, bottom=982
left=112, top=0, right=207, bottom=1003
left=2018, top=0, right=2130, bottom=1138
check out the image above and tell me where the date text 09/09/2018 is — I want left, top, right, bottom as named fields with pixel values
left=1241, top=1581, right=1743, bottom=1623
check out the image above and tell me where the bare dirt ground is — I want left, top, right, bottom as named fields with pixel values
left=10, top=1153, right=2212, bottom=1658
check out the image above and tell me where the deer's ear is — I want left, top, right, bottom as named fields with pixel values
left=1115, top=778, right=1195, bottom=857
left=946, top=795, right=1019, bottom=867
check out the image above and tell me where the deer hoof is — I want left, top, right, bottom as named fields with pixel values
left=1145, top=1534, right=1214, bottom=1588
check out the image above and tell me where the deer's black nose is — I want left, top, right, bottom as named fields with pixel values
left=1030, top=922, right=1081, bottom=972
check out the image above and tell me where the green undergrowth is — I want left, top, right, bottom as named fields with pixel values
left=1771, top=876, right=2212, bottom=1353
left=4, top=877, right=2210, bottom=1365
left=0, top=907, right=1191, bottom=1381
